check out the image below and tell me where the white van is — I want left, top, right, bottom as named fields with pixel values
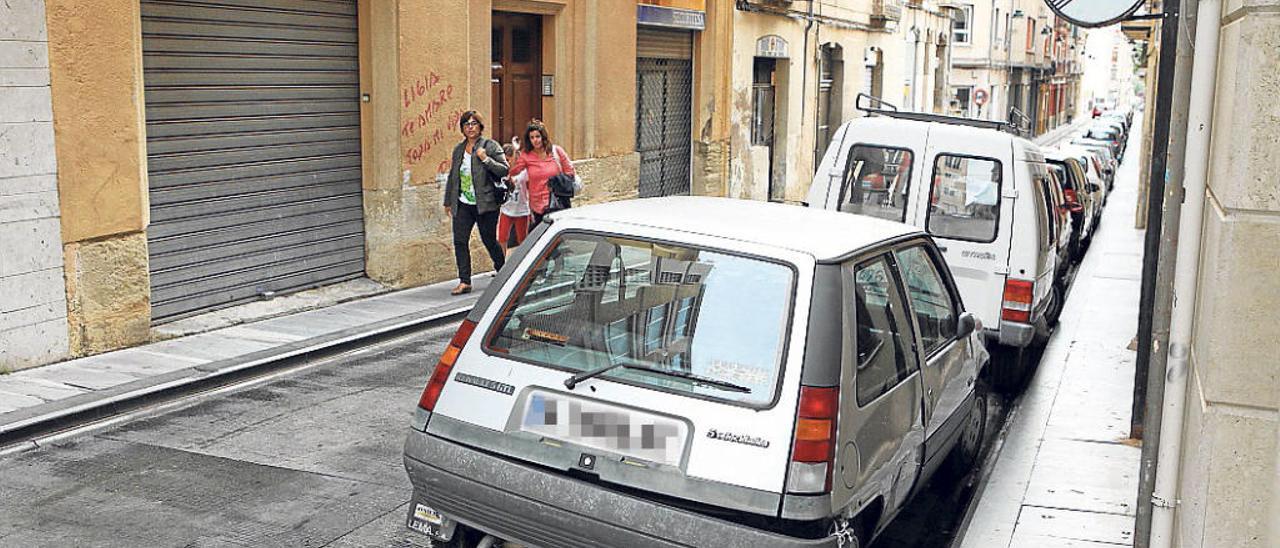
left=806, top=96, right=1060, bottom=391
left=403, top=197, right=991, bottom=548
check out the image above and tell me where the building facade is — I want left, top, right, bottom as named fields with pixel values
left=1157, top=1, right=1280, bottom=546
left=946, top=0, right=1083, bottom=134
left=0, top=0, right=732, bottom=371
left=726, top=0, right=957, bottom=204
left=0, top=0, right=70, bottom=370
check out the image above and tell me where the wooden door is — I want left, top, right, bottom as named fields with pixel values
left=491, top=12, right=542, bottom=146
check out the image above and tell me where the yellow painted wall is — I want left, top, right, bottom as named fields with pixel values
left=45, top=0, right=149, bottom=243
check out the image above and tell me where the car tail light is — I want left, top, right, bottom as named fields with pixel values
left=1063, top=188, right=1084, bottom=213
left=417, top=319, right=477, bottom=412
left=1002, top=278, right=1034, bottom=324
left=787, top=386, right=839, bottom=494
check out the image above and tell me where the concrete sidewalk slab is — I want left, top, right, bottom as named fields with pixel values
left=958, top=119, right=1144, bottom=548
left=0, top=274, right=490, bottom=446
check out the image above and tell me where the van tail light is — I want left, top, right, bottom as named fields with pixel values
left=1002, top=278, right=1034, bottom=324
left=418, top=319, right=477, bottom=412
left=787, top=386, right=839, bottom=494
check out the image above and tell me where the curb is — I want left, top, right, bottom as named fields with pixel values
left=0, top=303, right=473, bottom=453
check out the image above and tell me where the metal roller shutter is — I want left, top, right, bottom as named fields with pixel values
left=141, top=0, right=365, bottom=323
left=636, top=27, right=693, bottom=60
left=636, top=28, right=693, bottom=198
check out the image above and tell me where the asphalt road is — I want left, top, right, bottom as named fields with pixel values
left=0, top=317, right=1016, bottom=548
left=0, top=326, right=453, bottom=548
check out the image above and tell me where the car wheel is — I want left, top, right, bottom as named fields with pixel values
left=942, top=377, right=989, bottom=479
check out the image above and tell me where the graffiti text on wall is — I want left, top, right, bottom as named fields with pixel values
left=401, top=71, right=462, bottom=166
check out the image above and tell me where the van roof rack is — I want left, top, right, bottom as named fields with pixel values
left=855, top=93, right=1029, bottom=137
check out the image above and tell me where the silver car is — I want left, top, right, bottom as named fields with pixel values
left=403, top=197, right=991, bottom=547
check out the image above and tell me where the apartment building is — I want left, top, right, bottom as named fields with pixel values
left=945, top=0, right=1083, bottom=134
left=727, top=0, right=957, bottom=203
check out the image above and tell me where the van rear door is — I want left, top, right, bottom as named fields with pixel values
left=910, top=125, right=1016, bottom=330
left=426, top=221, right=813, bottom=513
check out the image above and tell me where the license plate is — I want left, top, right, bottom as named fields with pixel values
left=520, top=392, right=688, bottom=466
left=406, top=503, right=454, bottom=540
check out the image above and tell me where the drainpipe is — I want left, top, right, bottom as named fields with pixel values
left=1147, top=0, right=1220, bottom=546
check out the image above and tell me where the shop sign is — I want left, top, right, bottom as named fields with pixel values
left=637, top=4, right=705, bottom=30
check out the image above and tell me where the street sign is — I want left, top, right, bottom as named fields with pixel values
left=1044, top=0, right=1145, bottom=28
left=974, top=88, right=989, bottom=107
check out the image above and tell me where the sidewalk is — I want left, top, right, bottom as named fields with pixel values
left=957, top=123, right=1144, bottom=547
left=0, top=274, right=490, bottom=452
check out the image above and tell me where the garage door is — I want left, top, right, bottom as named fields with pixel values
left=636, top=28, right=693, bottom=198
left=141, top=0, right=365, bottom=322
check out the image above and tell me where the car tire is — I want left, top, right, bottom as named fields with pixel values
left=942, top=377, right=990, bottom=479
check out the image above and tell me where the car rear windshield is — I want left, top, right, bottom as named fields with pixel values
left=485, top=232, right=795, bottom=407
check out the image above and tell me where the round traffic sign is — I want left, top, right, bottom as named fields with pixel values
left=974, top=88, right=989, bottom=107
left=1045, top=0, right=1145, bottom=28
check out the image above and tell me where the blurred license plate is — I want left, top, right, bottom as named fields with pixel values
left=521, top=392, right=687, bottom=466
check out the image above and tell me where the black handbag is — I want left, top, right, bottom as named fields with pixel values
left=545, top=146, right=576, bottom=213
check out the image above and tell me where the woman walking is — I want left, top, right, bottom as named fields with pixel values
left=444, top=111, right=508, bottom=296
left=509, top=119, right=578, bottom=227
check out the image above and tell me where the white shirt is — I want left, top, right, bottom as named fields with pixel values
left=500, top=171, right=530, bottom=217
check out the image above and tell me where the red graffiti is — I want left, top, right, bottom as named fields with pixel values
left=401, top=84, right=456, bottom=138
left=402, top=71, right=443, bottom=108
left=405, top=128, right=448, bottom=165
left=435, top=159, right=450, bottom=175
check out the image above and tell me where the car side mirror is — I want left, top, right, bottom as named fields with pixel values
left=956, top=312, right=978, bottom=339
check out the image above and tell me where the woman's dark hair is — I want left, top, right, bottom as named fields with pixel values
left=459, top=110, right=485, bottom=132
left=521, top=119, right=551, bottom=153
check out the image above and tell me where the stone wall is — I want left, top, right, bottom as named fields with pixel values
left=1175, top=3, right=1280, bottom=547
left=0, top=0, right=69, bottom=371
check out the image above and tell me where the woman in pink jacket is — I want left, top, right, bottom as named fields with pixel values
left=508, top=119, right=576, bottom=226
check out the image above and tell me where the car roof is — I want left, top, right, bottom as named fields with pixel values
left=840, top=115, right=1029, bottom=150
left=552, top=196, right=922, bottom=261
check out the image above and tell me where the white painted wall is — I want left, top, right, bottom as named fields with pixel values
left=0, top=0, right=69, bottom=370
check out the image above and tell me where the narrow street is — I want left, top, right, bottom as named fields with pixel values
left=0, top=126, right=1143, bottom=548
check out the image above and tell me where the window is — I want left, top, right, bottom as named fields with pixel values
left=953, top=5, right=973, bottom=44
left=838, top=145, right=914, bottom=222
left=993, top=9, right=1001, bottom=47
left=953, top=86, right=973, bottom=116
left=487, top=233, right=794, bottom=407
left=927, top=154, right=1002, bottom=242
left=853, top=258, right=913, bottom=406
left=1026, top=20, right=1035, bottom=52
left=751, top=58, right=776, bottom=147
left=894, top=246, right=958, bottom=356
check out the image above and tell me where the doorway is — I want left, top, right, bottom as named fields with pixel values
left=491, top=12, right=542, bottom=146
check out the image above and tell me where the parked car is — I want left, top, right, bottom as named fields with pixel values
left=1044, top=151, right=1100, bottom=260
left=403, top=196, right=992, bottom=548
left=1074, top=133, right=1121, bottom=164
left=1059, top=144, right=1110, bottom=214
left=1071, top=138, right=1119, bottom=189
left=1084, top=123, right=1126, bottom=159
left=806, top=95, right=1061, bottom=392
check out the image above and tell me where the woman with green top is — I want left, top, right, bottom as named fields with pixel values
left=443, top=111, right=509, bottom=295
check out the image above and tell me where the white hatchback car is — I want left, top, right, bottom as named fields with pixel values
left=403, top=196, right=990, bottom=548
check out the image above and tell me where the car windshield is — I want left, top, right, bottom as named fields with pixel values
left=486, top=232, right=794, bottom=407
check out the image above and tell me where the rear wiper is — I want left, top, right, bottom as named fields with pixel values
left=565, top=361, right=751, bottom=393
